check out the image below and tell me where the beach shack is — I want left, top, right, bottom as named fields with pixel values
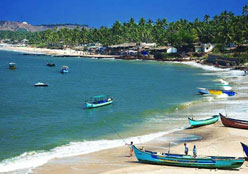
left=195, top=43, right=215, bottom=53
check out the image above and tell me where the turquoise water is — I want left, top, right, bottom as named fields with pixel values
left=0, top=50, right=216, bottom=171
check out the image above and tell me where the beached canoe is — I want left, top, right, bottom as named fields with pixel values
left=188, top=115, right=219, bottom=127
left=198, top=88, right=209, bottom=95
left=221, top=90, right=236, bottom=96
left=241, top=142, right=248, bottom=158
left=85, top=95, right=113, bottom=108
left=133, top=145, right=244, bottom=169
left=219, top=113, right=248, bottom=129
left=208, top=89, right=223, bottom=95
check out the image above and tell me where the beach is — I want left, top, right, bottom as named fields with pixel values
left=0, top=46, right=248, bottom=174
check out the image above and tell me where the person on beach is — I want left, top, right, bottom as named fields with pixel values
left=127, top=141, right=134, bottom=157
left=193, top=145, right=197, bottom=157
left=184, top=143, right=188, bottom=155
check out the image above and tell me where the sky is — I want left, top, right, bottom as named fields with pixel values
left=0, top=0, right=247, bottom=28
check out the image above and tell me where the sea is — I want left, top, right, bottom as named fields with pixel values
left=0, top=50, right=246, bottom=173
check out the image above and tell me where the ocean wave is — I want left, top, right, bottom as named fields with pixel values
left=0, top=128, right=183, bottom=173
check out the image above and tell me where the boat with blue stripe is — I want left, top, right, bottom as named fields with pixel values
left=241, top=142, right=248, bottom=159
left=188, top=115, right=219, bottom=127
left=60, top=65, right=69, bottom=73
left=85, top=95, right=113, bottom=108
left=133, top=145, right=244, bottom=169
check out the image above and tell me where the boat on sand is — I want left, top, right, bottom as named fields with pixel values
left=219, top=113, right=248, bottom=129
left=132, top=145, right=244, bottom=169
left=188, top=115, right=219, bottom=127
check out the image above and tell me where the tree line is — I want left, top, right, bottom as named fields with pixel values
left=0, top=5, right=248, bottom=52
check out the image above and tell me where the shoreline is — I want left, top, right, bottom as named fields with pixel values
left=1, top=46, right=248, bottom=173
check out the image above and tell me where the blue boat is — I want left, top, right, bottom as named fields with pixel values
left=241, top=142, right=248, bottom=158
left=221, top=90, right=235, bottom=96
left=188, top=115, right=219, bottom=127
left=198, top=88, right=209, bottom=95
left=133, top=145, right=244, bottom=169
left=85, top=95, right=113, bottom=108
left=60, top=66, right=69, bottom=73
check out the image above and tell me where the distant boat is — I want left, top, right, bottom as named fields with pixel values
left=85, top=95, right=113, bottom=108
left=132, top=145, right=244, bottom=169
left=208, top=89, right=223, bottom=95
left=241, top=142, right=248, bottom=158
left=219, top=113, right=248, bottom=129
left=188, top=115, right=219, bottom=127
left=47, top=62, right=55, bottom=67
left=60, top=66, right=69, bottom=73
left=221, top=90, right=235, bottom=96
left=9, top=62, right=16, bottom=70
left=34, top=82, right=48, bottom=87
left=198, top=88, right=209, bottom=95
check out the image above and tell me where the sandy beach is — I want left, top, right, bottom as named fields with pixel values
left=1, top=45, right=248, bottom=174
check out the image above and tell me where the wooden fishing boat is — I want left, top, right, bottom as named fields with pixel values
left=133, top=145, right=244, bottom=169
left=221, top=90, right=235, bottom=96
left=208, top=89, right=223, bottom=95
left=198, top=88, right=209, bottom=95
left=60, top=65, right=69, bottom=73
left=9, top=62, right=16, bottom=70
left=219, top=113, right=248, bottom=129
left=241, top=142, right=248, bottom=158
left=188, top=115, right=219, bottom=127
left=85, top=95, right=113, bottom=108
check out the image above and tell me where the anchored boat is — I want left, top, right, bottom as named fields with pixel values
left=85, top=95, right=113, bottom=108
left=9, top=62, right=16, bottom=70
left=34, top=82, right=48, bottom=87
left=219, top=113, right=248, bottom=129
left=47, top=62, right=55, bottom=67
left=188, top=115, right=219, bottom=127
left=133, top=145, right=244, bottom=169
left=60, top=66, right=69, bottom=73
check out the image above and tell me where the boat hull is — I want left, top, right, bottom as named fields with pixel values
left=133, top=145, right=244, bottom=169
left=241, top=142, right=248, bottom=158
left=221, top=90, right=235, bottom=96
left=208, top=89, right=223, bottom=95
left=198, top=88, right=209, bottom=95
left=220, top=113, right=248, bottom=129
left=188, top=115, right=219, bottom=127
left=86, top=100, right=113, bottom=108
left=60, top=70, right=69, bottom=73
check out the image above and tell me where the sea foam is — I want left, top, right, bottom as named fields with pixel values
left=0, top=128, right=183, bottom=173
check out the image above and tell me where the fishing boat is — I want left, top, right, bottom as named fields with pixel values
left=198, top=88, right=209, bottom=95
left=9, top=62, right=16, bottom=70
left=221, top=90, right=235, bottom=96
left=85, top=95, right=113, bottom=108
left=219, top=113, right=248, bottom=129
left=241, top=142, right=248, bottom=158
left=188, top=115, right=219, bottom=127
left=208, top=89, right=223, bottom=95
left=60, top=66, right=69, bottom=73
left=133, top=145, right=244, bottom=169
left=47, top=62, right=55, bottom=67
left=34, top=82, right=48, bottom=87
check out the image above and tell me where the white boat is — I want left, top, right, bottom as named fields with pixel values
left=34, top=82, right=48, bottom=87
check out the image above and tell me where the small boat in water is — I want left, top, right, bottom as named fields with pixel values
left=188, top=115, right=219, bottom=127
left=34, top=82, right=48, bottom=87
left=9, top=62, right=16, bottom=70
left=60, top=66, right=69, bottom=73
left=85, top=95, right=113, bottom=108
left=241, top=142, right=248, bottom=158
left=132, top=145, right=244, bottom=169
left=47, top=62, right=55, bottom=67
left=219, top=113, right=248, bottom=129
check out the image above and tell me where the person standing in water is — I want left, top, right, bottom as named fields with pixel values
left=184, top=143, right=188, bottom=155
